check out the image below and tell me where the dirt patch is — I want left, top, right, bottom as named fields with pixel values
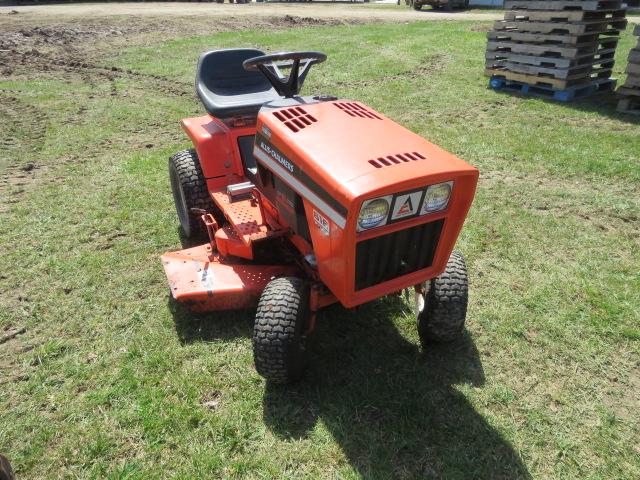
left=0, top=326, right=26, bottom=345
left=0, top=324, right=33, bottom=389
left=0, top=14, right=365, bottom=87
left=0, top=13, right=361, bottom=200
left=468, top=23, right=492, bottom=32
left=0, top=24, right=132, bottom=50
left=602, top=365, right=640, bottom=422
left=0, top=14, right=363, bottom=52
left=1, top=3, right=507, bottom=22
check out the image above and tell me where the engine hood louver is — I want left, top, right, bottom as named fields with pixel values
left=273, top=107, right=317, bottom=133
left=334, top=101, right=382, bottom=120
left=368, top=152, right=426, bottom=169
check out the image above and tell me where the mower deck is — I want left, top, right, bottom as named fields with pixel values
left=161, top=244, right=297, bottom=312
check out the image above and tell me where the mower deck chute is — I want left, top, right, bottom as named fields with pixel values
left=161, top=245, right=297, bottom=312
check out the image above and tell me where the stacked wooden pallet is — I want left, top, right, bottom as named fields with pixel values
left=485, top=0, right=628, bottom=100
left=617, top=24, right=640, bottom=114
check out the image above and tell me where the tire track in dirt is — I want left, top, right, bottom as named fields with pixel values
left=10, top=49, right=192, bottom=98
left=0, top=14, right=368, bottom=203
left=0, top=95, right=49, bottom=211
left=0, top=52, right=190, bottom=209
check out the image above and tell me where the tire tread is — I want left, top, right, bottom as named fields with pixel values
left=169, top=149, right=216, bottom=237
left=253, top=277, right=309, bottom=383
left=418, top=250, right=468, bottom=344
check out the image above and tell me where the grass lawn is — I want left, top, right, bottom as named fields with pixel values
left=1, top=18, right=639, bottom=479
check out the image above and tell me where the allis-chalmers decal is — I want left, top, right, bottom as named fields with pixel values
left=253, top=133, right=348, bottom=229
left=258, top=139, right=295, bottom=173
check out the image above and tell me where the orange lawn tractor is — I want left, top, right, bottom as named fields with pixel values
left=162, top=49, right=478, bottom=383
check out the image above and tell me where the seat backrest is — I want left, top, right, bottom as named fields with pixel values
left=196, top=49, right=278, bottom=118
left=197, top=48, right=273, bottom=94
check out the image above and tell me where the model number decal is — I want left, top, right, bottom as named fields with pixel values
left=313, top=209, right=330, bottom=236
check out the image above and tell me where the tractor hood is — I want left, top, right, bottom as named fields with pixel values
left=255, top=98, right=478, bottom=227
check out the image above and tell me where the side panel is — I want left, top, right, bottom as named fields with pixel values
left=256, top=164, right=312, bottom=242
left=303, top=198, right=345, bottom=295
left=252, top=130, right=349, bottom=230
left=180, top=115, right=256, bottom=181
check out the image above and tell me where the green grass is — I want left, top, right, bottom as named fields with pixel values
left=1, top=19, right=639, bottom=479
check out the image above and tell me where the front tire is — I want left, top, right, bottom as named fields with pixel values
left=416, top=250, right=468, bottom=345
left=253, top=277, right=311, bottom=384
left=168, top=149, right=216, bottom=239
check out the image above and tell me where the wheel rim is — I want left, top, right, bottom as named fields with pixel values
left=414, top=282, right=426, bottom=318
left=170, top=165, right=190, bottom=234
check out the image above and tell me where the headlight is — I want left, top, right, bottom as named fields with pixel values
left=358, top=196, right=391, bottom=230
left=421, top=181, right=453, bottom=214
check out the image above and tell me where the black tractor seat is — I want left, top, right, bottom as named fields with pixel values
left=195, top=48, right=280, bottom=119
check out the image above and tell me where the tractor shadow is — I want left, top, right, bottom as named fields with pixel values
left=177, top=228, right=204, bottom=249
left=169, top=297, right=254, bottom=345
left=263, top=296, right=531, bottom=479
left=566, top=92, right=640, bottom=123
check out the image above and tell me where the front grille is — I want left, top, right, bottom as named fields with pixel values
left=355, top=219, right=444, bottom=291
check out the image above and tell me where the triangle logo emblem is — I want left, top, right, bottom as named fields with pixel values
left=397, top=197, right=413, bottom=216
left=391, top=191, right=422, bottom=220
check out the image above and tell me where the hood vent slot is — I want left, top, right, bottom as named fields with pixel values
left=334, top=101, right=382, bottom=120
left=368, top=152, right=426, bottom=169
left=273, top=107, right=317, bottom=133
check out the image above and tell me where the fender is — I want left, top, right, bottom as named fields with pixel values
left=180, top=115, right=255, bottom=181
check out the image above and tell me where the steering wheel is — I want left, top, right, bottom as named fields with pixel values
left=243, top=51, right=327, bottom=98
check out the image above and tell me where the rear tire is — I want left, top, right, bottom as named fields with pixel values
left=416, top=250, right=468, bottom=345
left=168, top=149, right=216, bottom=239
left=253, top=277, right=310, bottom=384
left=0, top=454, right=14, bottom=480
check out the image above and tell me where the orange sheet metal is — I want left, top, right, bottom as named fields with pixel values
left=161, top=244, right=297, bottom=312
left=210, top=189, right=269, bottom=246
